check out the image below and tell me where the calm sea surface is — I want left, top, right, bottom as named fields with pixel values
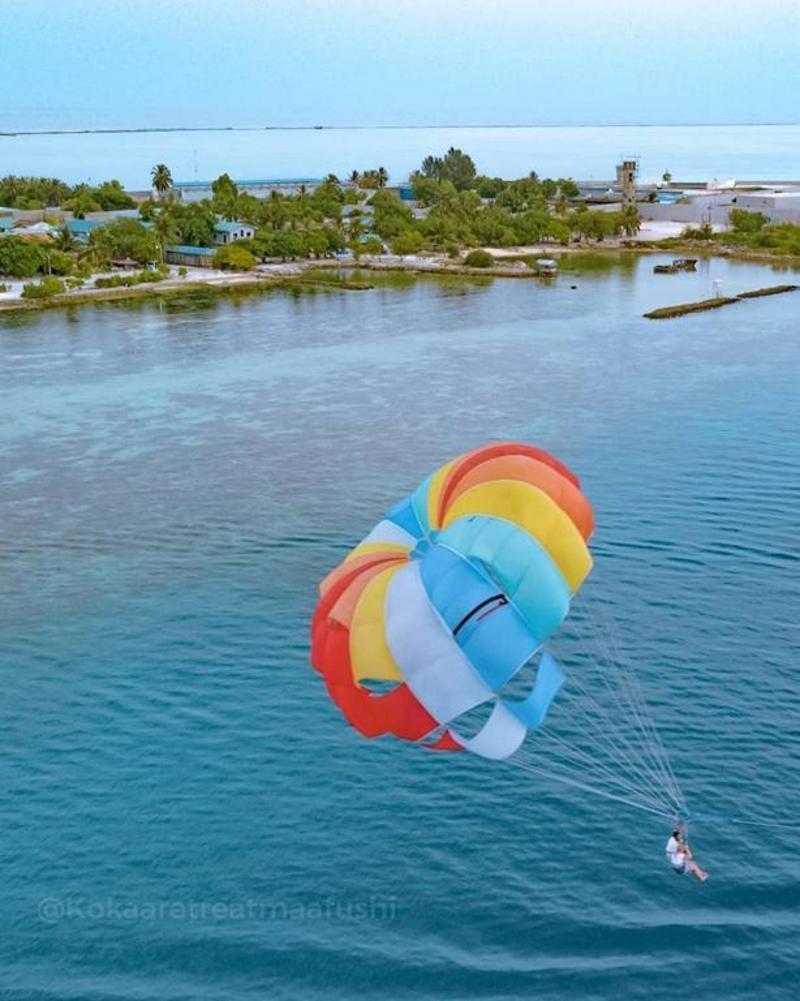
left=2, top=124, right=799, bottom=188
left=2, top=256, right=800, bottom=1000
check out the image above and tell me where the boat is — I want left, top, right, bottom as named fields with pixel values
left=653, top=258, right=698, bottom=274
left=535, top=258, right=558, bottom=277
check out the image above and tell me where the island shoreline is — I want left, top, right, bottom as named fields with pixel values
left=2, top=241, right=798, bottom=315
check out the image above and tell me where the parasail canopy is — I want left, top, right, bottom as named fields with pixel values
left=311, top=442, right=594, bottom=760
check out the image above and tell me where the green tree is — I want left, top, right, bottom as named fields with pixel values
left=359, top=169, right=384, bottom=190
left=618, top=205, right=641, bottom=237
left=275, top=231, right=307, bottom=260
left=94, top=180, right=135, bottom=210
left=370, top=190, right=415, bottom=238
left=544, top=218, right=570, bottom=244
left=90, top=218, right=159, bottom=265
left=65, top=185, right=101, bottom=218
left=310, top=180, right=344, bottom=221
left=138, top=198, right=158, bottom=222
left=151, top=164, right=173, bottom=198
left=305, top=228, right=330, bottom=258
left=361, top=236, right=384, bottom=254
left=0, top=175, right=73, bottom=209
left=346, top=210, right=365, bottom=246
left=409, top=172, right=443, bottom=207
left=0, top=236, right=48, bottom=277
left=212, top=244, right=256, bottom=270
left=420, top=155, right=444, bottom=179
left=152, top=211, right=179, bottom=263
left=474, top=175, right=507, bottom=199
left=541, top=179, right=557, bottom=200
left=464, top=249, right=494, bottom=268
left=348, top=170, right=360, bottom=187
left=170, top=202, right=217, bottom=246
left=53, top=225, right=77, bottom=252
left=730, top=209, right=767, bottom=234
left=162, top=200, right=216, bottom=245
left=513, top=207, right=551, bottom=245
left=557, top=178, right=580, bottom=199
left=471, top=204, right=515, bottom=245
left=211, top=173, right=239, bottom=219
left=21, top=276, right=66, bottom=299
left=41, top=248, right=73, bottom=275
left=496, top=176, right=545, bottom=213
left=419, top=148, right=476, bottom=190
left=583, top=210, right=614, bottom=242
left=390, top=230, right=424, bottom=255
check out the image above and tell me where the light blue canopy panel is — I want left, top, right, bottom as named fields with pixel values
left=436, top=515, right=572, bottom=643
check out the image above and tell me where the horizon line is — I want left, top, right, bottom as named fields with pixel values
left=3, top=121, right=799, bottom=138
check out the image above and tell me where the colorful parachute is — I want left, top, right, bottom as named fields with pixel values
left=311, top=442, right=594, bottom=760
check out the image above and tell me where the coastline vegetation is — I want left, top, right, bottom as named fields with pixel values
left=2, top=148, right=641, bottom=278
left=0, top=175, right=134, bottom=214
left=3, top=152, right=800, bottom=310
left=129, top=148, right=643, bottom=266
left=668, top=210, right=800, bottom=258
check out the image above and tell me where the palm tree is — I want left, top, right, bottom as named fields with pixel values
left=151, top=164, right=173, bottom=199
left=78, top=243, right=109, bottom=272
left=153, top=209, right=179, bottom=264
left=620, top=205, right=641, bottom=238
left=347, top=209, right=364, bottom=246
left=348, top=170, right=360, bottom=187
left=376, top=166, right=388, bottom=189
left=53, top=225, right=76, bottom=251
left=325, top=173, right=340, bottom=186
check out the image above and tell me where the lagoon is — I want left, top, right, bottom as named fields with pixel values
left=2, top=256, right=800, bottom=1000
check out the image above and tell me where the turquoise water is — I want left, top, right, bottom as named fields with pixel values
left=3, top=123, right=799, bottom=188
left=2, top=256, right=800, bottom=1000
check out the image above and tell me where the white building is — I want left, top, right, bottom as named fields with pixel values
left=734, top=191, right=800, bottom=225
left=213, top=221, right=255, bottom=245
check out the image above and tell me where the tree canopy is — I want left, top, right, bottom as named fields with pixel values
left=420, top=147, right=477, bottom=190
left=0, top=175, right=134, bottom=211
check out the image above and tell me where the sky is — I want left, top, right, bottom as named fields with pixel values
left=2, top=0, right=799, bottom=130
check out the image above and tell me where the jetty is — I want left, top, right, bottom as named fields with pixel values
left=644, top=284, right=797, bottom=319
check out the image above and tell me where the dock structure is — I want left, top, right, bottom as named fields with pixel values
left=644, top=284, right=797, bottom=319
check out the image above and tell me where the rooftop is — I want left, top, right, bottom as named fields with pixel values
left=174, top=178, right=322, bottom=189
left=214, top=221, right=253, bottom=233
left=166, top=244, right=217, bottom=256
left=66, top=218, right=106, bottom=233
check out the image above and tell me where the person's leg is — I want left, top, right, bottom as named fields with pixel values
left=687, top=861, right=708, bottom=881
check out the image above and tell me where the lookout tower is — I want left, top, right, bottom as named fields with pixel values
left=616, top=158, right=639, bottom=205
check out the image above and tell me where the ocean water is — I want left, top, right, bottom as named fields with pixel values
left=2, top=255, right=800, bottom=1000
left=2, top=123, right=799, bottom=189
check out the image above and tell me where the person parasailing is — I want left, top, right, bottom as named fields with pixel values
left=665, top=826, right=708, bottom=881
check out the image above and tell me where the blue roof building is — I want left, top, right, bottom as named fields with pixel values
left=165, top=245, right=217, bottom=267
left=213, top=221, right=255, bottom=245
left=0, top=215, right=15, bottom=234
left=66, top=218, right=107, bottom=242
